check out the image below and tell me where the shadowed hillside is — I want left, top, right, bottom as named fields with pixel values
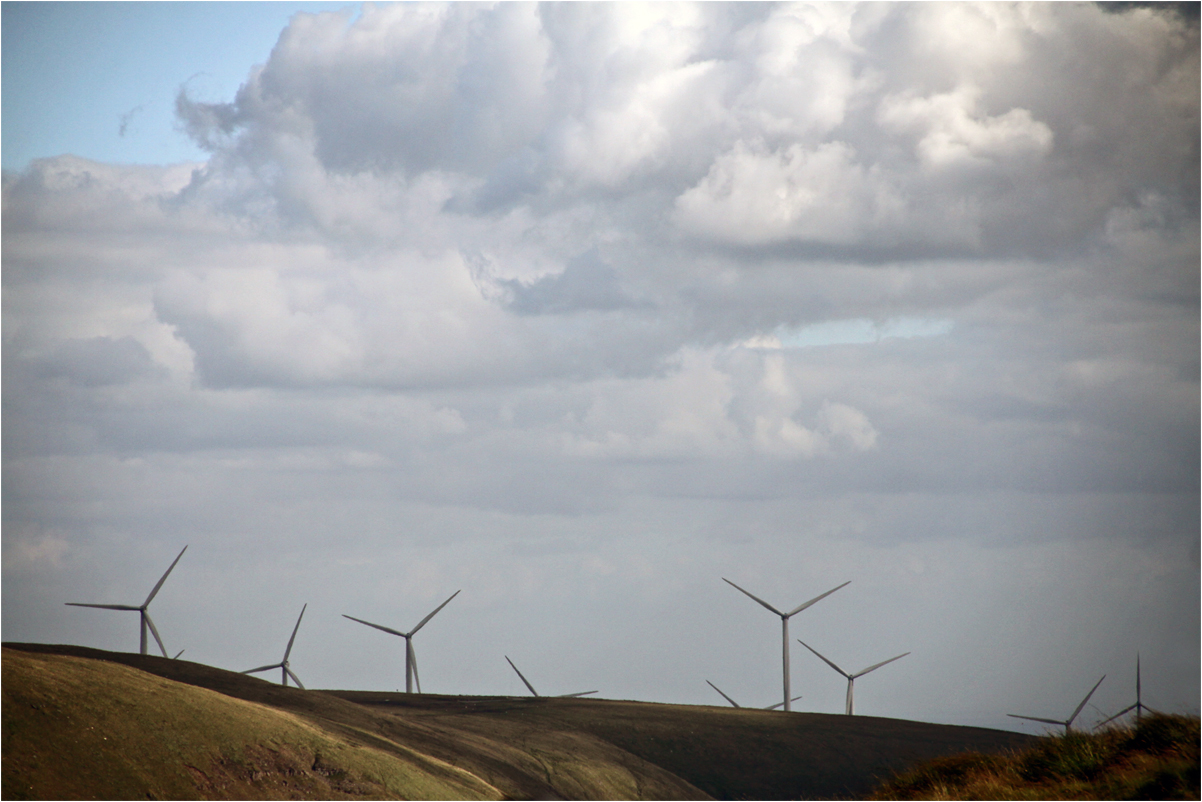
left=4, top=643, right=1032, bottom=799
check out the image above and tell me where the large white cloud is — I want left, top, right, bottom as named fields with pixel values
left=3, top=2, right=1197, bottom=725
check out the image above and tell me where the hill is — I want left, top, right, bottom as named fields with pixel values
left=4, top=642, right=1031, bottom=799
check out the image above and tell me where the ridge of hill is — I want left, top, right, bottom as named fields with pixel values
left=3, top=643, right=1032, bottom=799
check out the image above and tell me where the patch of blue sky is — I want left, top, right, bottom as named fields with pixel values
left=2, top=1, right=360, bottom=171
left=745, top=317, right=954, bottom=349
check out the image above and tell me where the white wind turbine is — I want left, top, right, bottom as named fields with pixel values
left=343, top=590, right=460, bottom=694
left=66, top=545, right=188, bottom=657
left=723, top=577, right=850, bottom=712
left=505, top=656, right=597, bottom=698
left=1098, top=655, right=1158, bottom=728
left=798, top=640, right=910, bottom=715
left=1009, top=675, right=1106, bottom=734
left=243, top=604, right=307, bottom=688
left=705, top=680, right=800, bottom=710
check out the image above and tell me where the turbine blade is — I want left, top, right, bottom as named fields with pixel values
left=143, top=611, right=169, bottom=658
left=557, top=691, right=598, bottom=698
left=65, top=603, right=140, bottom=610
left=409, top=590, right=461, bottom=636
left=1136, top=653, right=1141, bottom=701
left=764, top=695, right=802, bottom=711
left=722, top=578, right=783, bottom=616
left=506, top=656, right=539, bottom=697
left=286, top=668, right=305, bottom=690
left=283, top=604, right=307, bottom=661
left=1068, top=675, right=1106, bottom=725
left=1097, top=703, right=1138, bottom=727
left=408, top=639, right=421, bottom=694
left=852, top=652, right=911, bottom=679
left=243, top=663, right=283, bottom=674
left=143, top=545, right=188, bottom=607
left=786, top=581, right=851, bottom=618
left=797, top=639, right=849, bottom=678
left=1008, top=714, right=1068, bottom=726
left=342, top=614, right=407, bottom=637
left=706, top=680, right=740, bottom=708
left=174, top=650, right=185, bottom=659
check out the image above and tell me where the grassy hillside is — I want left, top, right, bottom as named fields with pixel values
left=871, top=714, right=1200, bottom=800
left=2, top=648, right=501, bottom=800
left=4, top=643, right=1033, bottom=800
left=329, top=690, right=1031, bottom=800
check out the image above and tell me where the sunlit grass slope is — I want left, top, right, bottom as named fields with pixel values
left=871, top=714, right=1200, bottom=800
left=2, top=648, right=501, bottom=800
left=2, top=646, right=709, bottom=800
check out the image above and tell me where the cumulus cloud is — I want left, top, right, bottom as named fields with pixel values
left=2, top=2, right=1197, bottom=724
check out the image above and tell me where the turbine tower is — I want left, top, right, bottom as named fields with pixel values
left=705, top=680, right=800, bottom=710
left=797, top=640, right=909, bottom=715
left=243, top=604, right=307, bottom=688
left=1008, top=675, right=1106, bottom=734
left=66, top=545, right=188, bottom=657
left=343, top=590, right=460, bottom=694
left=722, top=577, right=850, bottom=712
left=505, top=656, right=597, bottom=698
left=1098, top=655, right=1157, bottom=728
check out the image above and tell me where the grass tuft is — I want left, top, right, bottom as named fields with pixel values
left=873, top=713, right=1200, bottom=801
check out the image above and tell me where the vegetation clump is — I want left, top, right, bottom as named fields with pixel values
left=872, top=713, right=1200, bottom=800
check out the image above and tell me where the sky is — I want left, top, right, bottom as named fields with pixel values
left=2, top=2, right=1198, bottom=733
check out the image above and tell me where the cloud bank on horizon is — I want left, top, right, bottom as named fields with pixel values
left=3, top=3, right=1198, bottom=728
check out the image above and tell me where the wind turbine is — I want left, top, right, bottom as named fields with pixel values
left=505, top=656, right=597, bottom=698
left=705, top=680, right=800, bottom=710
left=243, top=604, right=307, bottom=688
left=722, top=577, right=850, bottom=712
left=1008, top=675, right=1106, bottom=734
left=343, top=590, right=460, bottom=694
left=797, top=640, right=909, bottom=715
left=1098, top=655, right=1157, bottom=728
left=66, top=545, right=188, bottom=657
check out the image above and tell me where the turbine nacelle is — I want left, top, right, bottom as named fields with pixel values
left=343, top=590, right=461, bottom=694
left=506, top=656, right=597, bottom=699
left=706, top=680, right=801, bottom=711
left=243, top=604, right=307, bottom=689
left=65, top=545, right=188, bottom=657
left=722, top=577, right=850, bottom=712
left=1009, top=674, right=1106, bottom=734
left=1098, top=655, right=1158, bottom=729
left=797, top=640, right=910, bottom=715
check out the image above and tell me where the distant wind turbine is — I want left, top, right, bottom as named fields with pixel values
left=243, top=604, right=307, bottom=688
left=66, top=545, right=188, bottom=657
left=343, top=590, right=460, bottom=694
left=1009, top=675, right=1106, bottom=734
left=723, top=577, right=850, bottom=712
left=797, top=640, right=909, bottom=715
left=173, top=649, right=185, bottom=660
left=1098, top=656, right=1157, bottom=728
left=705, top=680, right=800, bottom=710
left=505, top=656, right=597, bottom=698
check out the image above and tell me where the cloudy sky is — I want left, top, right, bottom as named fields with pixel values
left=3, top=2, right=1198, bottom=732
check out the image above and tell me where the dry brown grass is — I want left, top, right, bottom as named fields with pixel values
left=871, top=714, right=1200, bottom=800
